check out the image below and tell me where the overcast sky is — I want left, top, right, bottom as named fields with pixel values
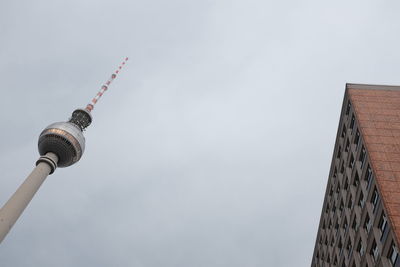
left=1, top=0, right=400, bottom=266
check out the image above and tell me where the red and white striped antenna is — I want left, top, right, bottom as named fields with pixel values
left=85, top=57, right=129, bottom=112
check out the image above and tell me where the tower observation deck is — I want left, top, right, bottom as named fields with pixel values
left=0, top=57, right=128, bottom=243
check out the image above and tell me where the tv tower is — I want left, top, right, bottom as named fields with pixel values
left=0, top=57, right=128, bottom=243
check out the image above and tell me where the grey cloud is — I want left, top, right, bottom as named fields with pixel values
left=1, top=0, right=400, bottom=266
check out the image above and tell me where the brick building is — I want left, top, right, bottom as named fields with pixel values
left=312, top=84, right=400, bottom=267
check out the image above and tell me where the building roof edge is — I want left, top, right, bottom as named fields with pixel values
left=346, top=83, right=400, bottom=91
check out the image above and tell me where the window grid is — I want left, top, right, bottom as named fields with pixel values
left=312, top=99, right=399, bottom=267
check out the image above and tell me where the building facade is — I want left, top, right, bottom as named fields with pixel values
left=312, top=84, right=400, bottom=267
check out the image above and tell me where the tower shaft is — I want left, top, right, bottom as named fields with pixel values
left=0, top=153, right=58, bottom=243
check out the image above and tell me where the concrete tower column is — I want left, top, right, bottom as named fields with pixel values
left=0, top=58, right=126, bottom=244
left=0, top=152, right=58, bottom=243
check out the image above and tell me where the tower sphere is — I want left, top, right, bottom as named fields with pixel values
left=38, top=122, right=85, bottom=167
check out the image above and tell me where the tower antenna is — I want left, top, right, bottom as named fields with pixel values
left=0, top=57, right=129, bottom=243
left=69, top=57, right=129, bottom=131
left=86, top=57, right=129, bottom=112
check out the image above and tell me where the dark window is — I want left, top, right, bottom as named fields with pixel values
left=349, top=154, right=355, bottom=168
left=343, top=218, right=348, bottom=232
left=364, top=165, right=373, bottom=189
left=350, top=114, right=355, bottom=130
left=344, top=176, right=349, bottom=190
left=359, top=146, right=366, bottom=168
left=347, top=240, right=353, bottom=257
left=337, top=146, right=342, bottom=158
left=364, top=214, right=372, bottom=234
left=345, top=139, right=350, bottom=152
left=353, top=172, right=360, bottom=187
left=371, top=240, right=379, bottom=262
left=389, top=243, right=399, bottom=266
left=351, top=216, right=358, bottom=232
left=357, top=239, right=365, bottom=256
left=358, top=191, right=365, bottom=208
left=371, top=188, right=379, bottom=212
left=346, top=101, right=351, bottom=115
left=334, top=167, right=338, bottom=178
left=354, top=130, right=360, bottom=149
left=341, top=125, right=346, bottom=138
left=339, top=200, right=344, bottom=212
left=348, top=195, right=353, bottom=209
left=378, top=213, right=387, bottom=235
